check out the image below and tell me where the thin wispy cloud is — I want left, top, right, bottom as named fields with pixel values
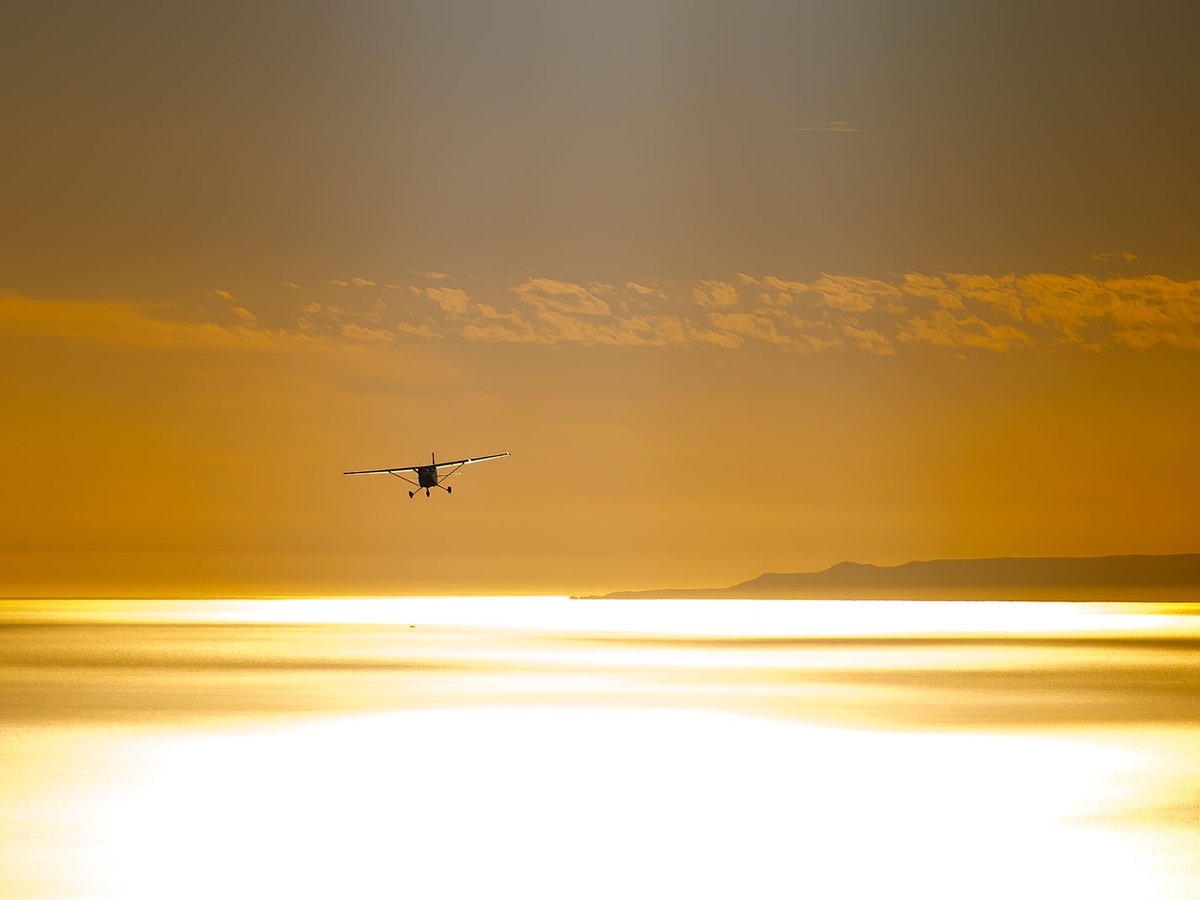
left=0, top=295, right=280, bottom=350
left=331, top=277, right=378, bottom=288
left=787, top=120, right=861, bottom=133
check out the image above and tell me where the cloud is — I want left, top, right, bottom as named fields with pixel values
left=1022, top=273, right=1200, bottom=350
left=788, top=121, right=861, bottom=133
left=808, top=275, right=900, bottom=312
left=692, top=280, right=740, bottom=308
left=14, top=269, right=1200, bottom=358
left=708, top=312, right=787, bottom=345
left=458, top=298, right=740, bottom=350
left=942, top=273, right=1023, bottom=320
left=902, top=273, right=965, bottom=310
left=1091, top=251, right=1137, bottom=263
left=462, top=307, right=543, bottom=345
left=900, top=309, right=1035, bottom=352
left=299, top=300, right=397, bottom=341
left=1016, top=274, right=1111, bottom=343
left=0, top=294, right=279, bottom=350
left=513, top=278, right=612, bottom=316
left=340, top=322, right=393, bottom=343
left=423, top=286, right=471, bottom=316
left=334, top=270, right=1200, bottom=355
left=842, top=324, right=896, bottom=356
left=395, top=321, right=442, bottom=340
left=746, top=274, right=900, bottom=313
left=281, top=281, right=302, bottom=290
left=410, top=269, right=450, bottom=281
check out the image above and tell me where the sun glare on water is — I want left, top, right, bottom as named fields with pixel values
left=2, top=597, right=1198, bottom=898
left=92, top=709, right=1155, bottom=899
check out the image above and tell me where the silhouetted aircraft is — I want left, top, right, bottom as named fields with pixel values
left=343, top=451, right=510, bottom=498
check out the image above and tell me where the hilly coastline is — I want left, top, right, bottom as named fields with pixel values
left=581, top=553, right=1200, bottom=601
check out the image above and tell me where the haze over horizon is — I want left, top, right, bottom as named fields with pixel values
left=4, top=2, right=1200, bottom=598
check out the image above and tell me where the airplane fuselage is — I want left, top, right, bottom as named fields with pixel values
left=416, top=466, right=438, bottom=488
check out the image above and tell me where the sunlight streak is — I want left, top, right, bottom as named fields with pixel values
left=92, top=710, right=1170, bottom=899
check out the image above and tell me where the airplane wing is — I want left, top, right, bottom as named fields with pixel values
left=342, top=451, right=509, bottom=476
left=431, top=451, right=510, bottom=469
left=342, top=465, right=422, bottom=476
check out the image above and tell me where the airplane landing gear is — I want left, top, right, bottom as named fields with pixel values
left=447, top=486, right=452, bottom=494
left=425, top=489, right=431, bottom=497
left=408, top=491, right=414, bottom=498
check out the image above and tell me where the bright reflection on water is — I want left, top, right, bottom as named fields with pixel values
left=2, top=597, right=1199, bottom=897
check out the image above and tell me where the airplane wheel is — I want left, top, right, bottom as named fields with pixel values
left=425, top=489, right=430, bottom=497
left=408, top=491, right=414, bottom=499
left=447, top=486, right=452, bottom=494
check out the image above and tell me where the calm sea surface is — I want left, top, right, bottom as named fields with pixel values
left=2, top=597, right=1199, bottom=898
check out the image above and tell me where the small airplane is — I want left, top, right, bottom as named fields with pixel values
left=343, top=451, right=510, bottom=498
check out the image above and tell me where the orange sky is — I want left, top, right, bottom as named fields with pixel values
left=3, top=3, right=1199, bottom=596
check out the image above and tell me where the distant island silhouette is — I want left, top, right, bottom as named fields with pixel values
left=579, top=553, right=1200, bottom=600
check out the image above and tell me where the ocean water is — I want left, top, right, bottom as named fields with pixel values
left=1, top=597, right=1198, bottom=898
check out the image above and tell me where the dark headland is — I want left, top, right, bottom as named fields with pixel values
left=577, top=553, right=1200, bottom=601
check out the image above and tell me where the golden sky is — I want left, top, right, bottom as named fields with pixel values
left=3, top=2, right=1199, bottom=596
